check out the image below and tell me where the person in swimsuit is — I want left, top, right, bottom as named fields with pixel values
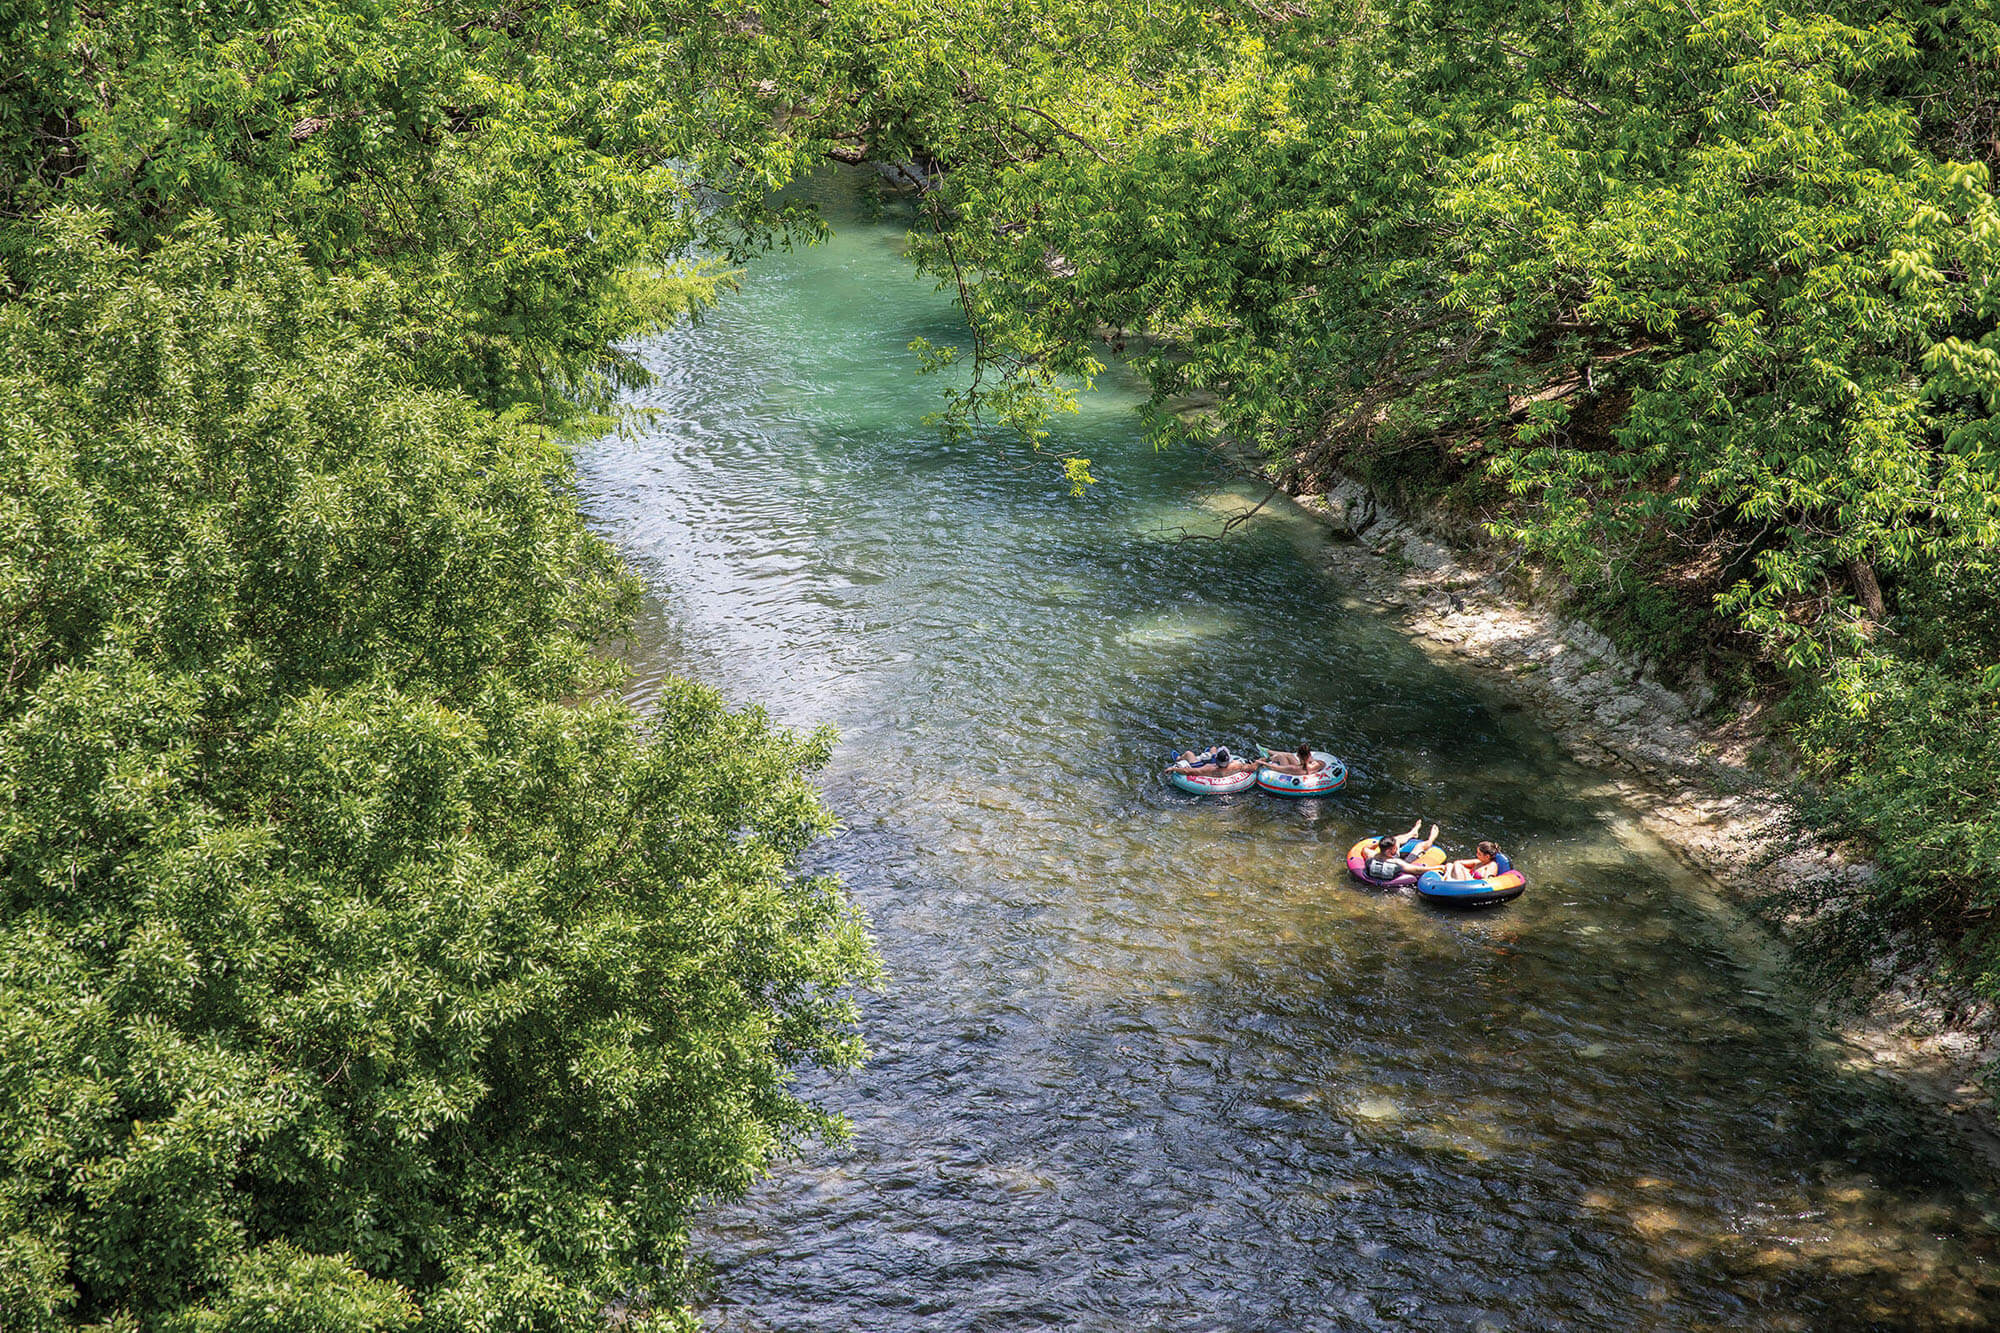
left=1174, top=745, right=1232, bottom=768
left=1358, top=820, right=1439, bottom=880
left=1362, top=845, right=1426, bottom=881
left=1439, top=841, right=1509, bottom=882
left=1255, top=743, right=1327, bottom=775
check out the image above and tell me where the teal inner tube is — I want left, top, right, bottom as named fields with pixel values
left=1254, top=748, right=1346, bottom=796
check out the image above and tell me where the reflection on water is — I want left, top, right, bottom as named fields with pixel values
left=577, top=174, right=2000, bottom=1331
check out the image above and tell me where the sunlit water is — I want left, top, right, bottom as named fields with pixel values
left=577, top=174, right=2000, bottom=1331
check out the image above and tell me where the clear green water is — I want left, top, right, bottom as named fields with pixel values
left=577, top=173, right=2000, bottom=1331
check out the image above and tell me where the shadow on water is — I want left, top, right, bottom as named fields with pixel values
left=578, top=171, right=2000, bottom=1331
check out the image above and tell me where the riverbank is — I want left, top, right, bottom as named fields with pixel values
left=1224, top=454, right=2000, bottom=1157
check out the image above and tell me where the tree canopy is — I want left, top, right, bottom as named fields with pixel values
left=852, top=0, right=2000, bottom=665
left=0, top=208, right=878, bottom=1333
left=0, top=0, right=856, bottom=412
left=1, top=4, right=883, bottom=1329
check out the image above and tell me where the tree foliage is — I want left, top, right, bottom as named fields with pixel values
left=854, top=0, right=1998, bottom=658
left=0, top=216, right=878, bottom=1331
left=1, top=3, right=886, bottom=1327
left=0, top=0, right=856, bottom=414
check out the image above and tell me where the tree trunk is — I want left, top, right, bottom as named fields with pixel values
left=1848, top=557, right=1887, bottom=622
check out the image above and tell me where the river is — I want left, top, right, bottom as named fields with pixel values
left=575, top=174, right=2000, bottom=1331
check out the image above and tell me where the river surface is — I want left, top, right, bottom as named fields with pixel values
left=577, top=174, right=2000, bottom=1331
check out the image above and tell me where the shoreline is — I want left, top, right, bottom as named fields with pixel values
left=1228, top=454, right=2000, bottom=1165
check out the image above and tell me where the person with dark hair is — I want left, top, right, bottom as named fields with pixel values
left=1359, top=820, right=1441, bottom=882
left=1439, top=840, right=1510, bottom=882
left=1168, top=745, right=1260, bottom=777
left=1256, top=743, right=1330, bottom=776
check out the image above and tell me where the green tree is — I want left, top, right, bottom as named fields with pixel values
left=0, top=216, right=879, bottom=1331
left=0, top=0, right=853, bottom=417
left=858, top=0, right=2000, bottom=670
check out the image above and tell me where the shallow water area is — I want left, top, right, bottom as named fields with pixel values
left=578, top=174, right=2000, bottom=1331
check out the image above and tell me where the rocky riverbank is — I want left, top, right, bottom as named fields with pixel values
left=1256, top=465, right=2000, bottom=1158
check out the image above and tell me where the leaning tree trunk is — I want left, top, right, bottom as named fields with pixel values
left=1848, top=557, right=1887, bottom=622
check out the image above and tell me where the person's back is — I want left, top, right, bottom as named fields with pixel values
left=1362, top=834, right=1415, bottom=881
left=1263, top=743, right=1322, bottom=774
left=1365, top=852, right=1406, bottom=881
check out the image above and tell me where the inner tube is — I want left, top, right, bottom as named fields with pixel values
left=1346, top=837, right=1446, bottom=887
left=1415, top=867, right=1527, bottom=908
left=1166, top=766, right=1257, bottom=796
left=1255, top=749, right=1347, bottom=796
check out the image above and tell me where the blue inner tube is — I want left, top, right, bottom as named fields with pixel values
left=1415, top=867, right=1527, bottom=907
left=1255, top=750, right=1346, bottom=796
